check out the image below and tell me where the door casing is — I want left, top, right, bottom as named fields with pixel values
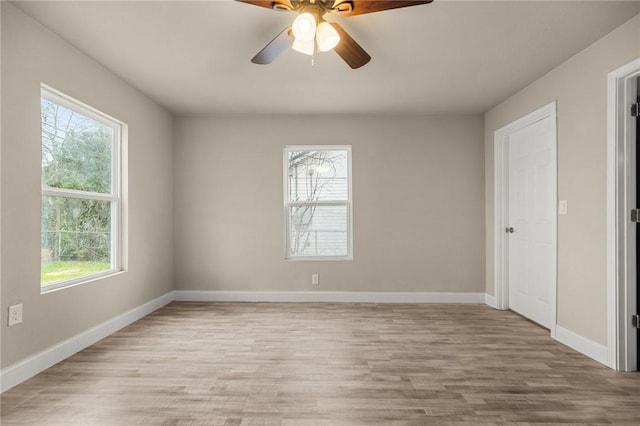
left=493, top=101, right=558, bottom=339
left=607, top=58, right=640, bottom=371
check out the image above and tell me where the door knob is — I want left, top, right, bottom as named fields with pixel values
left=506, top=227, right=514, bottom=233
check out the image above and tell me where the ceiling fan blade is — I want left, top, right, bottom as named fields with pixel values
left=235, top=0, right=294, bottom=12
left=330, top=23, right=371, bottom=69
left=334, top=0, right=432, bottom=17
left=251, top=27, right=294, bottom=64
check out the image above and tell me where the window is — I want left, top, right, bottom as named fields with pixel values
left=284, top=146, right=352, bottom=259
left=40, top=85, right=123, bottom=291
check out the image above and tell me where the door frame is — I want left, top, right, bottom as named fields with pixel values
left=606, top=58, right=640, bottom=371
left=493, top=101, right=558, bottom=338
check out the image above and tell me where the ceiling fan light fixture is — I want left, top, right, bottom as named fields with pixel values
left=292, top=12, right=316, bottom=42
left=316, top=21, right=340, bottom=52
left=292, top=38, right=315, bottom=56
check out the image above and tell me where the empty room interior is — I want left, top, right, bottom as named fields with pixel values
left=2, top=0, right=640, bottom=424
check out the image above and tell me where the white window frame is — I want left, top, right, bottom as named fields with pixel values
left=283, top=145, right=353, bottom=261
left=40, top=84, right=124, bottom=292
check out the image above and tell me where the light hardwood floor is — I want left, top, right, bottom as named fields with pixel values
left=1, top=302, right=639, bottom=425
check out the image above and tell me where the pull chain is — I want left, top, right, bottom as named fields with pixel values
left=311, top=37, right=316, bottom=67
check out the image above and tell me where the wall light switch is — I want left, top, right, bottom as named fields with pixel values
left=559, top=200, right=568, bottom=215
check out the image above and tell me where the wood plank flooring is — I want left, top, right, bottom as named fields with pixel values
left=1, top=302, right=639, bottom=425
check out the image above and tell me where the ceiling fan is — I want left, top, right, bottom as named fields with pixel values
left=236, top=0, right=433, bottom=69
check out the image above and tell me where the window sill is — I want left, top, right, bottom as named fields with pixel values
left=285, top=256, right=353, bottom=261
left=41, top=269, right=126, bottom=294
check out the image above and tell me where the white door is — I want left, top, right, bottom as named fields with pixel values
left=507, top=115, right=556, bottom=329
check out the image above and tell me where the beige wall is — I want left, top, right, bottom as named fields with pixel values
left=1, top=3, right=174, bottom=368
left=174, top=115, right=485, bottom=293
left=484, top=15, right=640, bottom=345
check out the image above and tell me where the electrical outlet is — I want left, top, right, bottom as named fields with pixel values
left=8, top=304, right=23, bottom=326
left=311, top=274, right=319, bottom=285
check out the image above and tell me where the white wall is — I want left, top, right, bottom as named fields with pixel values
left=174, top=115, right=485, bottom=294
left=1, top=3, right=174, bottom=368
left=484, top=15, right=640, bottom=346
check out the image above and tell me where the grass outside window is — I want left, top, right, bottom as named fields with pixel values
left=41, top=261, right=111, bottom=285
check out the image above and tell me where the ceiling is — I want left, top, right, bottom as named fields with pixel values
left=12, top=0, right=640, bottom=115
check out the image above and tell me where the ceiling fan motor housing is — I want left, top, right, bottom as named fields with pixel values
left=271, top=0, right=354, bottom=15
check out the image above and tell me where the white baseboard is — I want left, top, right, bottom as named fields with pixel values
left=554, top=325, right=609, bottom=366
left=485, top=293, right=497, bottom=308
left=0, top=292, right=174, bottom=393
left=173, top=290, right=486, bottom=304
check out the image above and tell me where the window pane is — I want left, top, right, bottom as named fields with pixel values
left=287, top=150, right=348, bottom=202
left=41, top=196, right=112, bottom=285
left=41, top=97, right=113, bottom=193
left=288, top=205, right=348, bottom=257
